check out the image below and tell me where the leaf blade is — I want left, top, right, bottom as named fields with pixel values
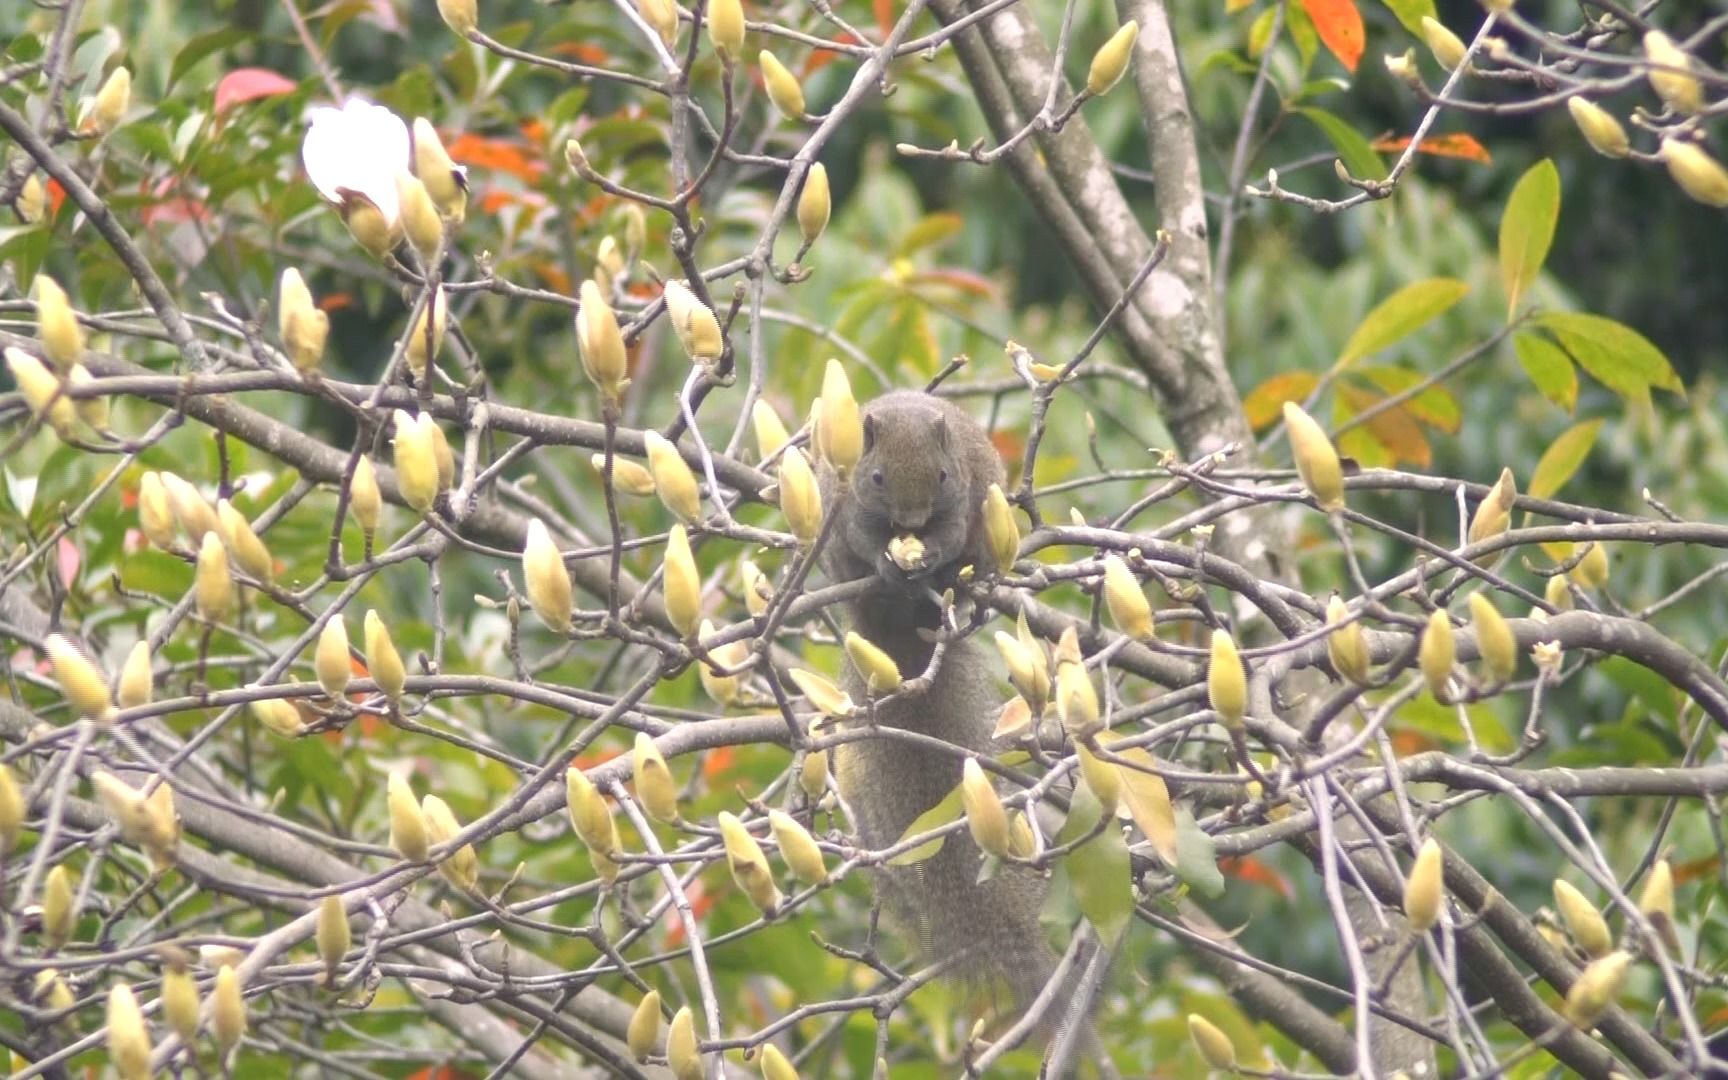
left=1499, top=159, right=1560, bottom=318
left=1528, top=418, right=1604, bottom=501
left=1335, top=277, right=1469, bottom=369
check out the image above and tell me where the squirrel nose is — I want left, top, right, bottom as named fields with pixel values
left=892, top=512, right=929, bottom=533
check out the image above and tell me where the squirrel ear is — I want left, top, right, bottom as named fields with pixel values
left=933, top=414, right=949, bottom=451
left=863, top=414, right=877, bottom=453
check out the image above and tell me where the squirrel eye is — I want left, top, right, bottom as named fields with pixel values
left=872, top=471, right=885, bottom=487
left=938, top=469, right=949, bottom=484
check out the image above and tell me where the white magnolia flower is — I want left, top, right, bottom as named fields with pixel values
left=301, top=98, right=411, bottom=227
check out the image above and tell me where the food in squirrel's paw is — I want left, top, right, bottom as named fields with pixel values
left=887, top=534, right=926, bottom=571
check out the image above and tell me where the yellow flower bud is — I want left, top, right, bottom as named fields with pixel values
left=566, top=768, right=616, bottom=855
left=363, top=610, right=407, bottom=700
left=1554, top=879, right=1613, bottom=958
left=1283, top=401, right=1344, bottom=511
left=1564, top=950, right=1633, bottom=1029
left=1545, top=572, right=1573, bottom=612
left=339, top=191, right=400, bottom=260
left=436, top=0, right=477, bottom=34
left=1056, top=650, right=1101, bottom=738
left=138, top=472, right=177, bottom=549
left=708, top=0, right=745, bottom=58
left=84, top=66, right=131, bottom=135
left=769, top=809, right=827, bottom=884
left=212, top=964, right=247, bottom=1053
left=412, top=118, right=467, bottom=224
left=0, top=764, right=21, bottom=854
left=661, top=280, right=725, bottom=364
left=1420, top=16, right=1468, bottom=70
left=1208, top=629, right=1247, bottom=728
left=250, top=697, right=304, bottom=738
left=42, top=864, right=75, bottom=948
left=795, top=751, right=830, bottom=803
left=1008, top=810, right=1036, bottom=858
left=279, top=269, right=331, bottom=373
left=796, top=163, right=830, bottom=245
left=35, top=969, right=74, bottom=1012
left=314, top=616, right=351, bottom=698
left=1639, top=857, right=1677, bottom=952
left=981, top=483, right=1020, bottom=576
left=161, top=966, right=201, bottom=1042
left=642, top=430, right=702, bottom=524
left=45, top=633, right=113, bottom=721
left=216, top=499, right=273, bottom=583
left=787, top=667, right=854, bottom=718
left=628, top=990, right=662, bottom=1062
left=427, top=417, right=456, bottom=491
left=731, top=561, right=770, bottom=623
left=760, top=50, right=805, bottom=120
left=778, top=447, right=823, bottom=545
left=387, top=772, right=430, bottom=863
left=519, top=518, right=573, bottom=633
left=200, top=945, right=248, bottom=971
left=696, top=620, right=749, bottom=707
left=35, top=275, right=84, bottom=371
left=397, top=173, right=444, bottom=264
left=668, top=1005, right=703, bottom=1080
left=638, top=0, right=679, bottom=48
left=961, top=758, right=1011, bottom=858
left=1467, top=466, right=1517, bottom=551
left=1101, top=555, right=1154, bottom=641
left=759, top=1044, right=798, bottom=1080
left=1324, top=595, right=1370, bottom=686
left=1187, top=1013, right=1237, bottom=1070
left=818, top=360, right=862, bottom=475
left=107, top=983, right=152, bottom=1080
left=140, top=781, right=179, bottom=864
left=422, top=793, right=479, bottom=891
left=349, top=455, right=382, bottom=538
left=588, top=453, right=656, bottom=498
left=404, top=287, right=449, bottom=378
left=1571, top=540, right=1609, bottom=589
left=5, top=347, right=75, bottom=438
left=1404, top=837, right=1444, bottom=932
left=17, top=172, right=46, bottom=224
left=1086, top=20, right=1139, bottom=96
left=1075, top=744, right=1120, bottom=816
left=844, top=632, right=901, bottom=695
left=1566, top=98, right=1629, bottom=159
left=1468, top=593, right=1515, bottom=684
left=392, top=410, right=440, bottom=513
left=719, top=811, right=781, bottom=912
left=992, top=695, right=1030, bottom=738
left=577, top=279, right=629, bottom=404
left=1418, top=609, right=1456, bottom=699
left=632, top=732, right=681, bottom=824
left=662, top=523, right=702, bottom=638
left=64, top=363, right=105, bottom=431
left=751, top=401, right=790, bottom=462
left=317, top=894, right=351, bottom=981
left=993, top=632, right=1049, bottom=717
left=1644, top=32, right=1702, bottom=115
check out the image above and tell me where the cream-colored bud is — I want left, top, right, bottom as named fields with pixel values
left=697, top=620, right=750, bottom=707
left=1187, top=1014, right=1237, bottom=1070
left=1101, top=555, right=1154, bottom=641
left=1404, top=837, right=1444, bottom=932
left=751, top=401, right=790, bottom=462
left=632, top=732, right=681, bottom=824
left=1554, top=879, right=1613, bottom=958
left=279, top=268, right=330, bottom=373
left=199, top=945, right=248, bottom=971
left=1283, top=401, right=1344, bottom=511
left=818, top=360, right=862, bottom=475
left=1418, top=609, right=1455, bottom=699
left=0, top=763, right=21, bottom=854
left=576, top=279, right=629, bottom=403
left=436, top=0, right=477, bottom=35
left=1564, top=950, right=1633, bottom=1029
left=740, top=558, right=773, bottom=619
left=982, top=483, right=1020, bottom=576
left=1075, top=745, right=1120, bottom=816
left=779, top=447, right=823, bottom=544
left=85, top=66, right=132, bottom=135
left=404, top=286, right=448, bottom=378
left=317, top=895, right=351, bottom=981
left=391, top=410, right=440, bottom=513
left=1325, top=595, right=1370, bottom=686
left=787, top=668, right=854, bottom=718
left=797, top=163, right=830, bottom=245
left=363, top=610, right=407, bottom=700
left=161, top=966, right=200, bottom=1042
left=521, top=518, right=574, bottom=633
left=708, top=0, right=745, bottom=59
left=628, top=990, right=662, bottom=1062
left=566, top=768, right=615, bottom=855
left=17, top=173, right=46, bottom=224
left=45, top=633, right=113, bottom=720
left=719, top=811, right=781, bottom=912
left=1571, top=541, right=1609, bottom=589
left=1420, top=16, right=1468, bottom=70
left=1085, top=20, right=1139, bottom=96
left=637, top=0, right=679, bottom=47
left=315, top=616, right=352, bottom=697
left=339, top=191, right=400, bottom=259
left=1566, top=98, right=1629, bottom=159
left=993, top=632, right=1049, bottom=717
left=33, top=971, right=75, bottom=1014
left=107, top=984, right=152, bottom=1080
left=1467, top=466, right=1517, bottom=551
left=141, top=781, right=178, bottom=862
left=138, top=472, right=176, bottom=549
left=422, top=793, right=479, bottom=891
left=1384, top=49, right=1418, bottom=81
left=397, top=172, right=444, bottom=262
left=412, top=118, right=467, bottom=223
left=387, top=772, right=430, bottom=862
left=1008, top=810, right=1036, bottom=858
left=430, top=420, right=459, bottom=493
left=5, top=347, right=75, bottom=438
left=250, top=697, right=304, bottom=738
left=590, top=453, right=657, bottom=497
left=662, top=523, right=702, bottom=638
left=1545, top=572, right=1573, bottom=612
left=64, top=363, right=105, bottom=431
left=350, top=455, right=382, bottom=538
left=1468, top=593, right=1515, bottom=684
left=42, top=864, right=74, bottom=948
left=1208, top=629, right=1247, bottom=728
left=661, top=280, right=724, bottom=363
left=1644, top=32, right=1702, bottom=115
left=668, top=1006, right=703, bottom=1080
left=642, top=430, right=702, bottom=524
left=845, top=632, right=901, bottom=695
left=35, top=275, right=84, bottom=371
left=769, top=809, right=827, bottom=884
left=212, top=964, right=246, bottom=1053
left=760, top=51, right=805, bottom=119
left=1056, top=652, right=1101, bottom=739
left=1638, top=857, right=1677, bottom=951
left=216, top=499, right=272, bottom=583
left=961, top=758, right=1011, bottom=858
left=759, top=1043, right=799, bottom=1080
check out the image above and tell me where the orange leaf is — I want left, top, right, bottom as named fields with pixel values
left=318, top=292, right=355, bottom=313
left=529, top=261, right=572, bottom=296
left=905, top=268, right=1000, bottom=300
left=443, top=132, right=547, bottom=184
left=214, top=68, right=299, bottom=114
left=1339, top=382, right=1431, bottom=468
left=1673, top=854, right=1721, bottom=885
left=1242, top=371, right=1321, bottom=432
left=548, top=41, right=612, bottom=65
left=1218, top=855, right=1293, bottom=899
left=701, top=745, right=736, bottom=779
left=989, top=428, right=1026, bottom=463
left=1388, top=729, right=1442, bottom=757
left=45, top=178, right=65, bottom=218
left=1369, top=133, right=1492, bottom=164
left=873, top=0, right=894, bottom=37
left=1300, top=0, right=1364, bottom=72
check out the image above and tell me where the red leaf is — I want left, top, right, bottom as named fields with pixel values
left=214, top=68, right=299, bottom=114
left=1369, top=132, right=1493, bottom=164
left=1218, top=855, right=1293, bottom=899
left=1299, top=0, right=1364, bottom=73
left=701, top=745, right=736, bottom=779
left=443, top=133, right=547, bottom=183
left=46, top=178, right=65, bottom=218
left=873, top=0, right=894, bottom=37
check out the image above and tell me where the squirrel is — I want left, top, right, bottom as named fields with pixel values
left=817, top=390, right=1082, bottom=1043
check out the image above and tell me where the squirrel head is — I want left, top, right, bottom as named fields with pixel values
left=852, top=401, right=965, bottom=535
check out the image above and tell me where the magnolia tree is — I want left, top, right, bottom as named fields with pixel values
left=2, top=0, right=1727, bottom=1076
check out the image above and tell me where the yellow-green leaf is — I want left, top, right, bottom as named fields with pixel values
left=1528, top=418, right=1603, bottom=501
left=1499, top=159, right=1560, bottom=318
left=1054, top=782, right=1131, bottom=946
left=1538, top=312, right=1684, bottom=399
left=1513, top=331, right=1578, bottom=411
left=888, top=785, right=963, bottom=866
left=1379, top=0, right=1436, bottom=36
left=1335, top=278, right=1469, bottom=369
left=1112, top=746, right=1177, bottom=864
left=1299, top=107, right=1384, bottom=184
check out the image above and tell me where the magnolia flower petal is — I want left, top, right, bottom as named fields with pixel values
left=302, top=98, right=411, bottom=225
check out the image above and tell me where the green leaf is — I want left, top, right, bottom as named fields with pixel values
left=1498, top=159, right=1560, bottom=318
left=1513, top=331, right=1578, bottom=411
left=893, top=212, right=964, bottom=258
left=1299, top=107, right=1384, bottom=183
left=1247, top=7, right=1277, bottom=59
left=888, top=785, right=963, bottom=867
left=1334, top=278, right=1468, bottom=369
left=1397, top=694, right=1514, bottom=753
left=1379, top=0, right=1437, bottom=36
left=1527, top=418, right=1603, bottom=500
left=1174, top=808, right=1225, bottom=898
left=1054, top=783, right=1131, bottom=946
left=167, top=28, right=251, bottom=92
left=1538, top=312, right=1684, bottom=399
